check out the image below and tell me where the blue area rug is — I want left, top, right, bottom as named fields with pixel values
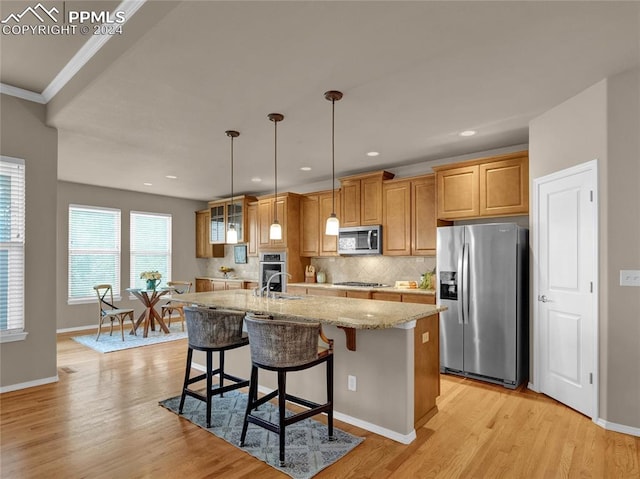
left=72, top=323, right=187, bottom=353
left=159, top=390, right=364, bottom=479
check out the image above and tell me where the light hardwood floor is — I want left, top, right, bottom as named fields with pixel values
left=1, top=331, right=638, bottom=478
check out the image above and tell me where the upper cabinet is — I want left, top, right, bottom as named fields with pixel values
left=195, top=209, right=224, bottom=258
left=340, top=170, right=395, bottom=227
left=257, top=192, right=303, bottom=250
left=300, top=190, right=341, bottom=257
left=433, top=151, right=529, bottom=220
left=382, top=174, right=437, bottom=256
left=246, top=201, right=258, bottom=257
left=208, top=195, right=257, bottom=244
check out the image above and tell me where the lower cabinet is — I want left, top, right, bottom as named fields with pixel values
left=289, top=286, right=435, bottom=304
left=414, top=313, right=440, bottom=427
left=195, top=278, right=251, bottom=292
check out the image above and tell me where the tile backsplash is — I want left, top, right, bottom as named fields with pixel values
left=311, top=255, right=436, bottom=286
left=198, top=247, right=435, bottom=286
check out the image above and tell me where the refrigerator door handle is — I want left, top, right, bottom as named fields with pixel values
left=462, top=242, right=470, bottom=324
left=457, top=244, right=464, bottom=324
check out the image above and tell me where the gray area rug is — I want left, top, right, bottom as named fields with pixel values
left=72, top=323, right=187, bottom=353
left=159, top=390, right=364, bottom=479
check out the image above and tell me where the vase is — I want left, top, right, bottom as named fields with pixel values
left=146, top=279, right=159, bottom=290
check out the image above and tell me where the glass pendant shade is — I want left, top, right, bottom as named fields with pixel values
left=269, top=220, right=282, bottom=240
left=268, top=113, right=284, bottom=241
left=225, top=129, right=240, bottom=244
left=324, top=90, right=343, bottom=237
left=226, top=224, right=238, bottom=244
left=325, top=213, right=339, bottom=235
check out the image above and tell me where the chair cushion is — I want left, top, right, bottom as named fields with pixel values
left=184, top=307, right=246, bottom=348
left=245, top=313, right=321, bottom=368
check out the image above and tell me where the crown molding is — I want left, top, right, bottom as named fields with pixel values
left=42, top=0, right=146, bottom=102
left=0, top=83, right=46, bottom=103
left=0, top=0, right=147, bottom=105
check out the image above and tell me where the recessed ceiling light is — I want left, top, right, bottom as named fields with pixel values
left=165, top=175, right=178, bottom=179
left=459, top=130, right=477, bottom=137
left=366, top=151, right=380, bottom=157
left=143, top=182, right=153, bottom=186
left=300, top=166, right=312, bottom=171
left=251, top=177, right=262, bottom=183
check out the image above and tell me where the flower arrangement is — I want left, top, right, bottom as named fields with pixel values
left=140, top=271, right=162, bottom=280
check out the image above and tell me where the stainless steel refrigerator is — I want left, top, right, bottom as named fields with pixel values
left=436, top=223, right=528, bottom=389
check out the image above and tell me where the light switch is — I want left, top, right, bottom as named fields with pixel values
left=422, top=332, right=429, bottom=343
left=620, top=270, right=640, bottom=287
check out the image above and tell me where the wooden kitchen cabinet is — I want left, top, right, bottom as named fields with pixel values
left=195, top=210, right=224, bottom=258
left=300, top=190, right=341, bottom=257
left=246, top=201, right=258, bottom=257
left=340, top=170, right=394, bottom=227
left=402, top=293, right=436, bottom=305
left=195, top=278, right=249, bottom=292
left=300, top=194, right=320, bottom=257
left=208, top=195, right=257, bottom=244
left=412, top=175, right=437, bottom=256
left=257, top=194, right=293, bottom=249
left=435, top=164, right=480, bottom=219
left=382, top=180, right=412, bottom=256
left=372, top=291, right=402, bottom=302
left=414, top=314, right=440, bottom=427
left=479, top=155, right=529, bottom=217
left=382, top=174, right=437, bottom=256
left=434, top=151, right=529, bottom=220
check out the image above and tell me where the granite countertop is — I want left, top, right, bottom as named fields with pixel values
left=174, top=290, right=445, bottom=330
left=289, top=282, right=436, bottom=296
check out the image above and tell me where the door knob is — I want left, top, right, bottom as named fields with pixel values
left=538, top=295, right=551, bottom=303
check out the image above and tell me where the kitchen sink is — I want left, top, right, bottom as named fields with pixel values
left=271, top=294, right=304, bottom=300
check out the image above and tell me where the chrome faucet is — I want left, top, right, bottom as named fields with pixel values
left=265, top=272, right=291, bottom=298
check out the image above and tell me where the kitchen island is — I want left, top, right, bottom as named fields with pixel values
left=173, top=289, right=445, bottom=443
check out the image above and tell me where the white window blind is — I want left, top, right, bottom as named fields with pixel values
left=130, top=212, right=172, bottom=289
left=68, top=205, right=121, bottom=302
left=0, top=157, right=25, bottom=335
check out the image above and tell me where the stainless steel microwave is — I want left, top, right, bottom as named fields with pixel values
left=338, top=225, right=382, bottom=255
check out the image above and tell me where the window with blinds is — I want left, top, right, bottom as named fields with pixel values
left=0, top=157, right=25, bottom=338
left=130, top=212, right=172, bottom=289
left=68, top=205, right=121, bottom=303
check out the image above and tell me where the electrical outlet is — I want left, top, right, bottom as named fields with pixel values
left=422, top=332, right=429, bottom=343
left=620, top=270, right=640, bottom=287
left=347, top=375, right=357, bottom=391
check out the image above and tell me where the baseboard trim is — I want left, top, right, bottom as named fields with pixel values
left=0, top=375, right=59, bottom=394
left=191, top=363, right=417, bottom=445
left=595, top=418, right=640, bottom=437
left=57, top=325, right=96, bottom=334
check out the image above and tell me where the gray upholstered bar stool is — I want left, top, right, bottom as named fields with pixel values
left=239, top=312, right=334, bottom=467
left=179, top=306, right=250, bottom=428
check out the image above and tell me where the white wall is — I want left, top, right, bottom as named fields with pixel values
left=56, top=181, right=208, bottom=330
left=0, top=94, right=58, bottom=390
left=529, top=67, right=640, bottom=430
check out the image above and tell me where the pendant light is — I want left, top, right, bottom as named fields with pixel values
left=225, top=130, right=240, bottom=244
left=268, top=113, right=284, bottom=240
left=324, top=90, right=343, bottom=235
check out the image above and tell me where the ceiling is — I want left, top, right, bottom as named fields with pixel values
left=2, top=1, right=639, bottom=201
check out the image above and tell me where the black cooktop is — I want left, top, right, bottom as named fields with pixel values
left=333, top=281, right=390, bottom=288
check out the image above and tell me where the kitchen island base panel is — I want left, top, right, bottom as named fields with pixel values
left=188, top=317, right=439, bottom=443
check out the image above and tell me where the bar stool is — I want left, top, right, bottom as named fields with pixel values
left=179, top=307, right=250, bottom=428
left=239, top=312, right=334, bottom=467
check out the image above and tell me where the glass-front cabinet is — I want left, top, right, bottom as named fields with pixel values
left=209, top=195, right=257, bottom=244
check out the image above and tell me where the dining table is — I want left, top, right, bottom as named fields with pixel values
left=126, top=287, right=172, bottom=338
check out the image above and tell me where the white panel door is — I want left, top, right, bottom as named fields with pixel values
left=534, top=161, right=597, bottom=417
